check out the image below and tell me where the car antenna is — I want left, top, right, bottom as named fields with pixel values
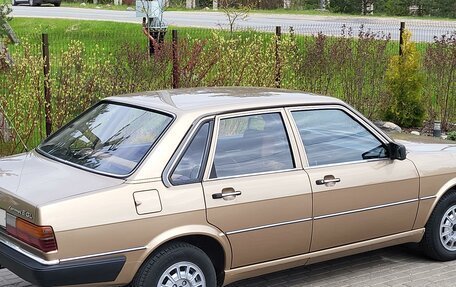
left=0, top=104, right=29, bottom=152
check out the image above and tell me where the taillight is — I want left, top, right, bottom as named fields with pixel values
left=6, top=213, right=57, bottom=252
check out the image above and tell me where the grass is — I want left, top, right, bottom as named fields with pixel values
left=7, top=17, right=430, bottom=70
left=10, top=18, right=145, bottom=55
left=10, top=17, right=141, bottom=35
left=9, top=17, right=276, bottom=47
left=7, top=16, right=400, bottom=41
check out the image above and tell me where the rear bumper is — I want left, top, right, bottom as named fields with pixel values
left=0, top=241, right=125, bottom=286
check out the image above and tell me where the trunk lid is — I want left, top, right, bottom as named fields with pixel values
left=0, top=151, right=124, bottom=223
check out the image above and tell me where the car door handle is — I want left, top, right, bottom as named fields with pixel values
left=212, top=190, right=242, bottom=199
left=316, top=178, right=341, bottom=185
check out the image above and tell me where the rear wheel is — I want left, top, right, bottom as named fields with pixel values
left=54, top=2, right=60, bottom=6
left=131, top=242, right=217, bottom=287
left=421, top=192, right=456, bottom=261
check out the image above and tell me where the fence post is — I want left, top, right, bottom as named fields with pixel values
left=399, top=22, right=405, bottom=56
left=41, top=33, right=52, bottom=137
left=172, top=30, right=179, bottom=89
left=275, top=26, right=282, bottom=89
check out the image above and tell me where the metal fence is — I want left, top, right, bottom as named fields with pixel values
left=0, top=20, right=455, bottom=156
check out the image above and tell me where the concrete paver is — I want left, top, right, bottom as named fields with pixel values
left=0, top=246, right=454, bottom=286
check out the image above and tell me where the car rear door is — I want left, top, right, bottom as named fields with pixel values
left=287, top=106, right=420, bottom=254
left=202, top=109, right=313, bottom=268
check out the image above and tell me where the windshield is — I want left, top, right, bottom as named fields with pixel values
left=38, top=102, right=173, bottom=176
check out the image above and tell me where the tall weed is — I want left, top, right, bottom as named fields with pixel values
left=423, top=32, right=456, bottom=131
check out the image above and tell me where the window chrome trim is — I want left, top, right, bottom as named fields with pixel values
left=203, top=108, right=301, bottom=181
left=226, top=217, right=312, bottom=235
left=286, top=105, right=391, bottom=145
left=304, top=157, right=391, bottom=170
left=204, top=168, right=299, bottom=182
left=285, top=105, right=392, bottom=169
left=314, top=198, right=419, bottom=220
left=162, top=116, right=215, bottom=187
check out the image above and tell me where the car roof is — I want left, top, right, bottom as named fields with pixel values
left=107, top=87, right=345, bottom=117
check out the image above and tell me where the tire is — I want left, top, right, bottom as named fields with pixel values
left=131, top=242, right=217, bottom=287
left=421, top=192, right=456, bottom=261
left=12, top=0, right=18, bottom=6
left=54, top=2, right=60, bottom=6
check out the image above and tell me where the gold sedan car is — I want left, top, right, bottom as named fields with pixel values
left=0, top=87, right=455, bottom=287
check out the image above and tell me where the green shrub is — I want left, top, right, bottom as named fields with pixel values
left=281, top=26, right=391, bottom=119
left=383, top=30, right=425, bottom=128
left=447, top=131, right=456, bottom=141
left=0, top=39, right=45, bottom=154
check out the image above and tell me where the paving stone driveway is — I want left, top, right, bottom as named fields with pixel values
left=1, top=246, right=455, bottom=287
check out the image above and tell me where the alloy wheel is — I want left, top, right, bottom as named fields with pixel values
left=440, top=204, right=456, bottom=251
left=157, top=261, right=206, bottom=287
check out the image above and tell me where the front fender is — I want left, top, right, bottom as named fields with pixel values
left=414, top=177, right=456, bottom=228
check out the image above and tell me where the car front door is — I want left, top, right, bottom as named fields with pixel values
left=202, top=109, right=313, bottom=268
left=288, top=106, right=420, bottom=253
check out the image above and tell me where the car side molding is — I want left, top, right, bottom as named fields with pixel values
left=224, top=229, right=424, bottom=285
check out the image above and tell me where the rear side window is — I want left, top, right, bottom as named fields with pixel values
left=171, top=122, right=211, bottom=185
left=210, top=113, right=295, bottom=179
left=292, top=109, right=387, bottom=167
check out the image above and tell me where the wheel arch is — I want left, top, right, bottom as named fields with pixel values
left=416, top=178, right=456, bottom=228
left=133, top=225, right=231, bottom=286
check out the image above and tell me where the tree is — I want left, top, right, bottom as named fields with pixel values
left=219, top=0, right=250, bottom=34
left=421, top=0, right=456, bottom=18
left=384, top=0, right=411, bottom=15
left=361, top=0, right=374, bottom=14
left=0, top=4, right=12, bottom=39
left=0, top=3, right=14, bottom=69
left=329, top=0, right=360, bottom=13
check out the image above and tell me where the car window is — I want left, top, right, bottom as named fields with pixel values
left=171, top=122, right=211, bottom=185
left=39, top=103, right=173, bottom=176
left=210, top=112, right=295, bottom=179
left=292, top=109, right=387, bottom=167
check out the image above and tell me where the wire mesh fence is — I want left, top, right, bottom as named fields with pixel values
left=0, top=19, right=455, bottom=156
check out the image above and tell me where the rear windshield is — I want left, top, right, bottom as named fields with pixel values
left=38, top=102, right=173, bottom=176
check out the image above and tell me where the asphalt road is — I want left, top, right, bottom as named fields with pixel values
left=11, top=6, right=456, bottom=42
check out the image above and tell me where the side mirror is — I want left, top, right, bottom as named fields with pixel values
left=388, top=142, right=407, bottom=160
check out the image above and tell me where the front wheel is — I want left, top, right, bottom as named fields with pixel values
left=421, top=192, right=456, bottom=261
left=131, top=242, right=217, bottom=287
